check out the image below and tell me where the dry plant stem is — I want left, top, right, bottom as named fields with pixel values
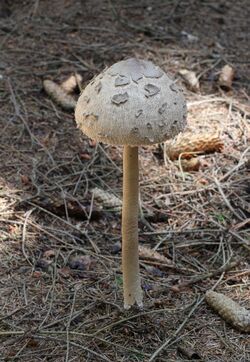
left=122, top=145, right=143, bottom=309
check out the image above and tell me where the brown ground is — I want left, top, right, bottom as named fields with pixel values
left=0, top=1, right=249, bottom=361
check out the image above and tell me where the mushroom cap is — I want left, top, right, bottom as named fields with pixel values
left=75, top=58, right=187, bottom=146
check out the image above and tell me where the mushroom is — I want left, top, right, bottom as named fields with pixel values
left=75, top=58, right=187, bottom=309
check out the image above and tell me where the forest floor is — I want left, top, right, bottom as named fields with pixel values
left=0, top=1, right=249, bottom=361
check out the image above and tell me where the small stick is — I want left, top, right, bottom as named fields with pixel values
left=214, top=177, right=244, bottom=221
left=171, top=260, right=240, bottom=292
left=65, top=287, right=77, bottom=362
left=21, top=209, right=35, bottom=266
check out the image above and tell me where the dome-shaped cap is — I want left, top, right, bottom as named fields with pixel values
left=75, top=58, right=187, bottom=146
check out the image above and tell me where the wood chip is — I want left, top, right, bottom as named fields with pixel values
left=60, top=73, right=82, bottom=93
left=179, top=69, right=200, bottom=92
left=43, top=79, right=76, bottom=110
left=218, top=65, right=235, bottom=91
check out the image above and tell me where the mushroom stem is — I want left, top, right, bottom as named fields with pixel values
left=122, top=145, right=143, bottom=309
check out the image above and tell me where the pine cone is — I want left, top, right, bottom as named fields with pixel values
left=165, top=132, right=223, bottom=160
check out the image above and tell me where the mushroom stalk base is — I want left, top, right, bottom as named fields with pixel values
left=122, top=145, right=143, bottom=309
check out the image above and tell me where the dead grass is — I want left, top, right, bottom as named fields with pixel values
left=0, top=0, right=249, bottom=361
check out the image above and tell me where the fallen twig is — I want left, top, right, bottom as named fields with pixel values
left=171, top=260, right=240, bottom=292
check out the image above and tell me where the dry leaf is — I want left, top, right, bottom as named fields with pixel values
left=205, top=290, right=250, bottom=332
left=43, top=79, right=76, bottom=110
left=179, top=69, right=200, bottom=92
left=218, top=65, right=235, bottom=91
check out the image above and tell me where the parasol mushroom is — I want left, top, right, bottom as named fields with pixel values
left=75, top=58, right=187, bottom=309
